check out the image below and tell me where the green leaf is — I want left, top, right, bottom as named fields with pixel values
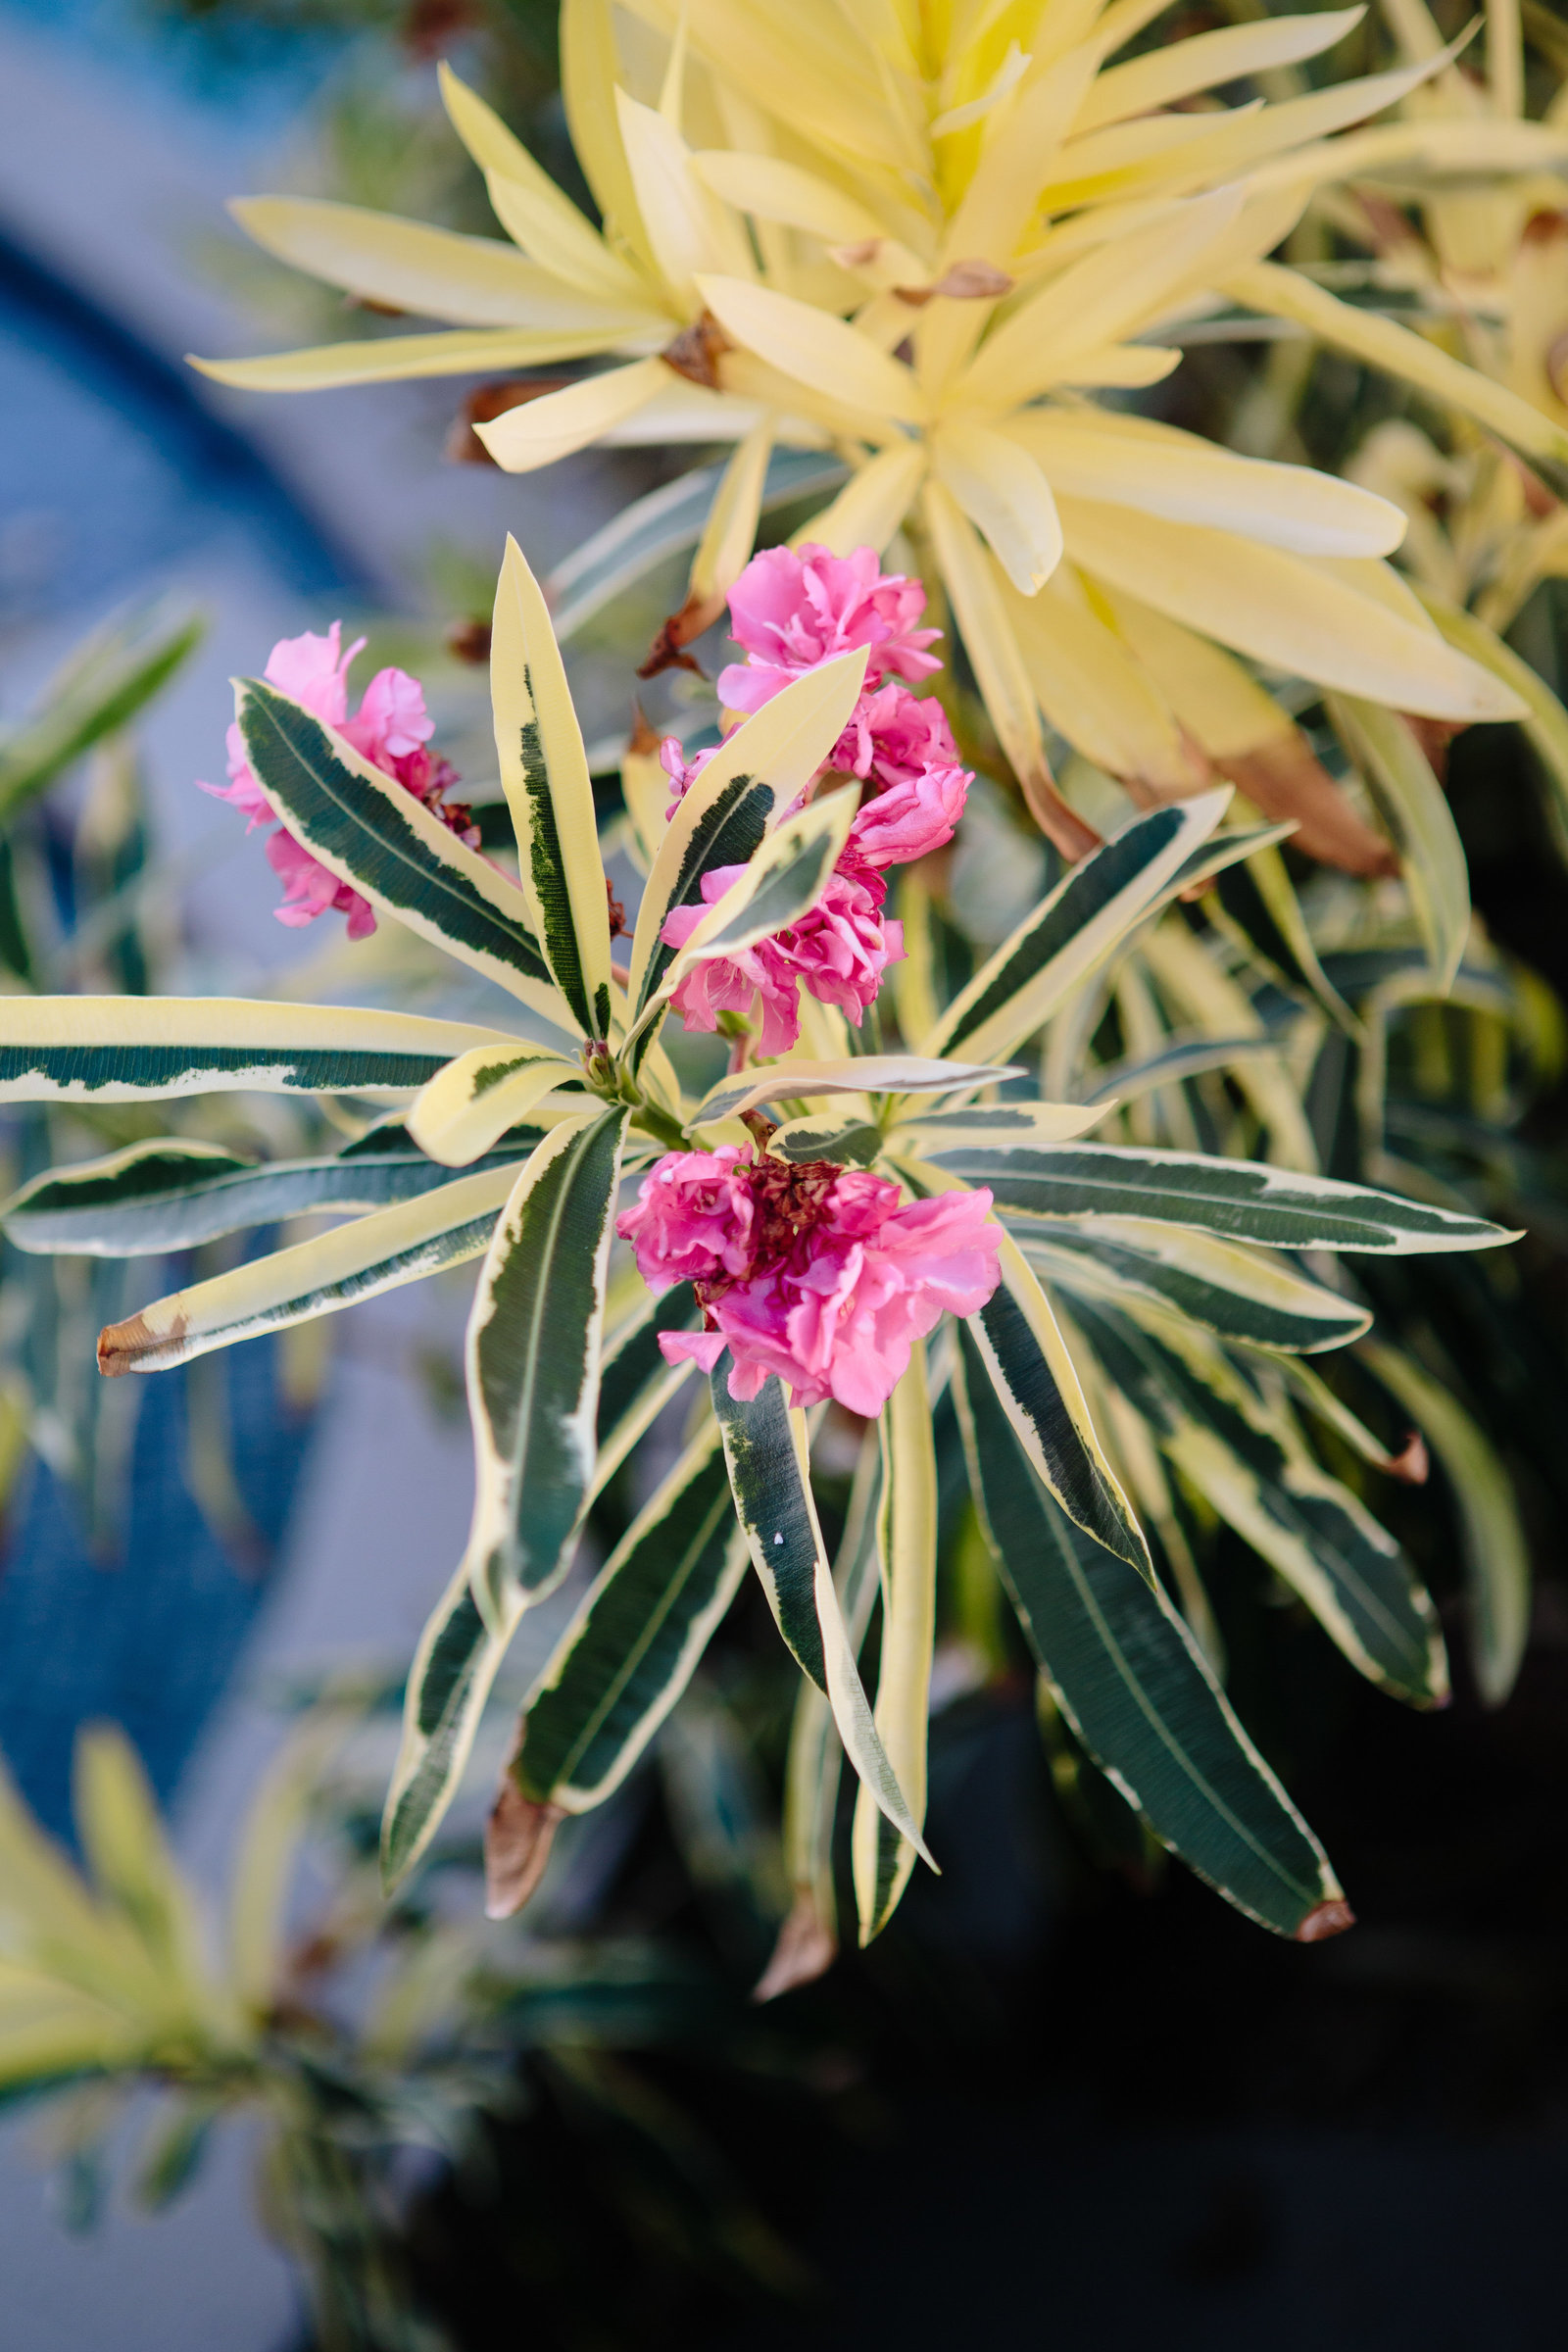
left=3, top=1131, right=540, bottom=1256
left=491, top=534, right=613, bottom=1040
left=1207, top=842, right=1361, bottom=1035
left=235, top=679, right=564, bottom=1020
left=967, top=1231, right=1152, bottom=1578
left=927, top=792, right=1231, bottom=1066
left=381, top=1563, right=509, bottom=1891
left=696, top=1053, right=1023, bottom=1128
left=546, top=449, right=847, bottom=642
left=1080, top=1033, right=1289, bottom=1109
left=593, top=1285, right=702, bottom=1486
left=1361, top=1341, right=1531, bottom=1707
left=852, top=1343, right=938, bottom=1945
left=0, top=612, right=204, bottom=824
left=1016, top=1219, right=1371, bottom=1352
left=954, top=1327, right=1348, bottom=1941
left=920, top=1142, right=1517, bottom=1252
left=512, top=1420, right=747, bottom=1810
left=1329, top=694, right=1469, bottom=993
left=1073, top=1301, right=1446, bottom=1705
left=0, top=998, right=523, bottom=1103
left=96, top=1163, right=517, bottom=1374
left=710, top=1369, right=933, bottom=1864
left=465, top=1109, right=630, bottom=1629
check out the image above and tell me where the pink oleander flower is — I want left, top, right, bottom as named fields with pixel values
left=201, top=623, right=476, bottom=939
left=716, top=544, right=941, bottom=715
left=616, top=1147, right=1000, bottom=1415
left=660, top=855, right=901, bottom=1054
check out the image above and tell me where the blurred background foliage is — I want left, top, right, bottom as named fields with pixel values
left=6, top=0, right=1568, bottom=2345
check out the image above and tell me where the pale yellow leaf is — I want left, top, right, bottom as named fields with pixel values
left=696, top=273, right=925, bottom=422
left=933, top=420, right=1064, bottom=594
left=475, top=357, right=669, bottom=472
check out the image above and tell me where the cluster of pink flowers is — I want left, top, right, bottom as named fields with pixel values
left=616, top=1145, right=1000, bottom=1415
left=659, top=546, right=971, bottom=1054
left=202, top=624, right=474, bottom=938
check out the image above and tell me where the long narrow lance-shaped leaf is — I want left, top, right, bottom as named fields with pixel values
left=917, top=1143, right=1518, bottom=1253
left=620, top=790, right=859, bottom=1063
left=1074, top=1300, right=1446, bottom=1706
left=463, top=1108, right=629, bottom=1630
left=235, top=681, right=564, bottom=1022
left=381, top=1561, right=514, bottom=1893
left=1329, top=695, right=1469, bottom=993
left=546, top=450, right=849, bottom=643
left=625, top=651, right=869, bottom=1034
left=380, top=1282, right=701, bottom=1893
left=964, top=1228, right=1152, bottom=1579
left=1361, top=1341, right=1530, bottom=1709
left=3, top=1131, right=545, bottom=1256
left=888, top=1100, right=1109, bottom=1154
left=925, top=793, right=1231, bottom=1067
left=760, top=1430, right=883, bottom=2000
left=0, top=998, right=522, bottom=1103
left=592, top=1285, right=702, bottom=1489
left=506, top=1422, right=747, bottom=1820
left=96, top=1164, right=517, bottom=1376
left=1414, top=587, right=1568, bottom=854
left=695, top=1054, right=1024, bottom=1128
left=853, top=1343, right=938, bottom=1945
left=0, top=612, right=203, bottom=825
left=1015, top=1219, right=1371, bottom=1354
left=490, top=535, right=613, bottom=1041
left=710, top=1370, right=933, bottom=1864
left=954, top=1327, right=1349, bottom=1941
left=407, top=1041, right=586, bottom=1167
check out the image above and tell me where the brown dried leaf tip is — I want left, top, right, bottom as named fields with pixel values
left=98, top=1310, right=178, bottom=1379
left=484, top=1775, right=565, bottom=1920
left=446, top=617, right=492, bottom=666
left=1295, top=1897, right=1355, bottom=1943
left=754, top=1892, right=838, bottom=2002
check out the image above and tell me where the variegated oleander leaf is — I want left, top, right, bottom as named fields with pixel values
left=545, top=448, right=848, bottom=643
left=1016, top=1219, right=1371, bottom=1353
left=1073, top=1299, right=1447, bottom=1705
left=507, top=1419, right=747, bottom=1816
left=235, top=680, right=566, bottom=1025
left=853, top=1343, right=938, bottom=1946
left=96, top=1164, right=518, bottom=1375
left=464, top=1108, right=630, bottom=1630
left=710, top=1369, right=933, bottom=1865
left=965, top=1229, right=1152, bottom=1580
left=406, top=1040, right=587, bottom=1167
left=491, top=535, right=614, bottom=1041
left=1328, top=693, right=1469, bottom=994
left=696, top=1054, right=1023, bottom=1128
left=381, top=1561, right=511, bottom=1894
left=0, top=998, right=525, bottom=1103
left=620, top=790, right=860, bottom=1064
left=924, top=792, right=1232, bottom=1067
left=889, top=1099, right=1107, bottom=1152
left=624, top=650, right=869, bottom=1036
left=3, top=1130, right=544, bottom=1256
left=1360, top=1342, right=1530, bottom=1710
left=764, top=1429, right=883, bottom=1996
left=919, top=1142, right=1518, bottom=1254
left=954, top=1326, right=1349, bottom=1942
left=380, top=1278, right=703, bottom=1892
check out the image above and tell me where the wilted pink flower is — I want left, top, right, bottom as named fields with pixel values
left=617, top=1148, right=1000, bottom=1414
left=717, top=544, right=941, bottom=715
left=660, top=857, right=901, bottom=1054
left=201, top=623, right=475, bottom=938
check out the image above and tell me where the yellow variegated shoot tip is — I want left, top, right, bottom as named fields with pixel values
left=195, top=0, right=1528, bottom=863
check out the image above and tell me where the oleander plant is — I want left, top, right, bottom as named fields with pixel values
left=0, top=525, right=1523, bottom=1978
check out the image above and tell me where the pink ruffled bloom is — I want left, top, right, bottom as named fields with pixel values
left=616, top=1147, right=1000, bottom=1415
left=201, top=623, right=473, bottom=939
left=660, top=857, right=902, bottom=1054
left=716, top=544, right=941, bottom=715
